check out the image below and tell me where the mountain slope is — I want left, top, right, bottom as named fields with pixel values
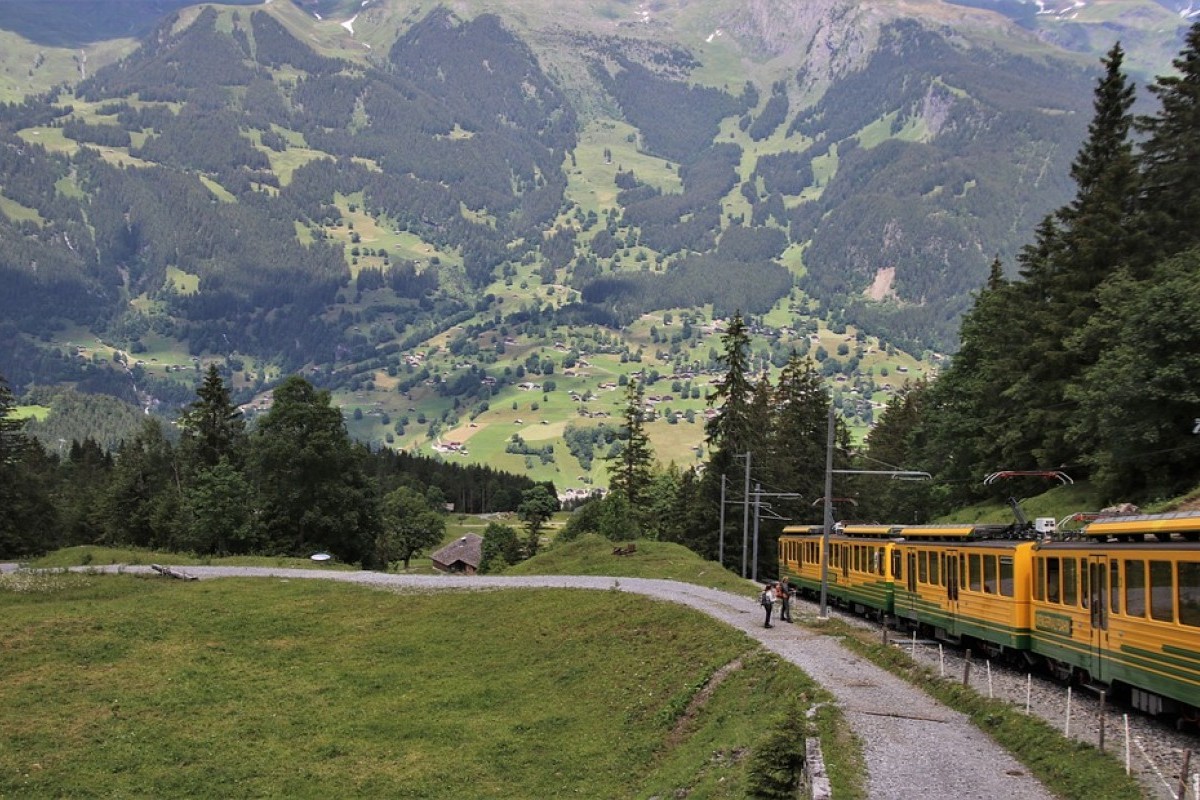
left=0, top=0, right=1188, bottom=487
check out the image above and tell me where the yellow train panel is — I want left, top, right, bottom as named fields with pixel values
left=1084, top=511, right=1200, bottom=538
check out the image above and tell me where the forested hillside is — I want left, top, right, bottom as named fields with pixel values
left=0, top=0, right=1191, bottom=500
left=862, top=33, right=1200, bottom=519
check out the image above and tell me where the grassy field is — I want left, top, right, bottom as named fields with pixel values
left=505, top=534, right=755, bottom=595
left=0, top=571, right=855, bottom=799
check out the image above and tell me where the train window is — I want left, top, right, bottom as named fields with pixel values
left=1125, top=560, right=1146, bottom=617
left=1081, top=561, right=1089, bottom=608
left=1150, top=561, right=1174, bottom=622
left=1063, top=558, right=1078, bottom=606
left=1179, top=562, right=1200, bottom=628
left=931, top=552, right=940, bottom=586
left=983, top=555, right=998, bottom=594
left=892, top=550, right=902, bottom=579
left=1034, top=559, right=1044, bottom=601
left=968, top=554, right=982, bottom=591
left=918, top=552, right=928, bottom=584
left=1046, top=558, right=1061, bottom=603
left=874, top=547, right=884, bottom=576
left=1109, top=560, right=1121, bottom=615
left=999, top=556, right=1014, bottom=597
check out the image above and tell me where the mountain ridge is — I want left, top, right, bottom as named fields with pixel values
left=0, top=0, right=1188, bottom=486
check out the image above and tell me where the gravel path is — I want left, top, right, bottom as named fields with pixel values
left=69, top=565, right=1054, bottom=799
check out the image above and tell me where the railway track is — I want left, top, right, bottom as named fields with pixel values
left=807, top=597, right=1200, bottom=800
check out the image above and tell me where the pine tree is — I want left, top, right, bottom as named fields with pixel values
left=607, top=378, right=654, bottom=516
left=1002, top=44, right=1139, bottom=470
left=766, top=354, right=827, bottom=502
left=1066, top=250, right=1200, bottom=498
left=915, top=259, right=1031, bottom=505
left=178, top=363, right=246, bottom=472
left=1136, top=22, right=1200, bottom=262
left=248, top=375, right=380, bottom=563
left=705, top=311, right=755, bottom=465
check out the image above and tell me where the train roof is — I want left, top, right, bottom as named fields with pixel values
left=1081, top=510, right=1200, bottom=537
left=779, top=522, right=1021, bottom=540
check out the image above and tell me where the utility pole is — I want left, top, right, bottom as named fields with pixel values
left=752, top=482, right=762, bottom=582
left=718, top=474, right=727, bottom=568
left=819, top=405, right=835, bottom=618
left=817, top=407, right=930, bottom=618
left=741, top=451, right=752, bottom=579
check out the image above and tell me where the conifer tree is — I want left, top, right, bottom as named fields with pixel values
left=705, top=311, right=755, bottom=465
left=766, top=354, right=827, bottom=501
left=248, top=375, right=380, bottom=563
left=699, top=312, right=756, bottom=563
left=1066, top=250, right=1200, bottom=498
left=608, top=378, right=654, bottom=516
left=0, top=373, right=50, bottom=557
left=1136, top=22, right=1200, bottom=262
left=1001, top=44, right=1139, bottom=470
left=915, top=259, right=1030, bottom=504
left=178, top=363, right=246, bottom=472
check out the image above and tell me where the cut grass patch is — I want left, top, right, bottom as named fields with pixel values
left=0, top=574, right=844, bottom=799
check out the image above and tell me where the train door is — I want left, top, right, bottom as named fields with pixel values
left=902, top=550, right=917, bottom=617
left=1086, top=555, right=1109, bottom=683
left=945, top=550, right=962, bottom=637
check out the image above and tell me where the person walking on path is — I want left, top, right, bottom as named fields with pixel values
left=759, top=582, right=775, bottom=628
left=777, top=578, right=793, bottom=622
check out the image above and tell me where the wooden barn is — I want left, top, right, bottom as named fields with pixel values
left=430, top=534, right=483, bottom=574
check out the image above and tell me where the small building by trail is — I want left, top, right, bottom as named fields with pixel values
left=430, top=534, right=483, bottom=574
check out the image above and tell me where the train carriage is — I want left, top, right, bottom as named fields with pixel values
left=778, top=510, right=1200, bottom=719
left=892, top=536, right=1035, bottom=657
left=779, top=525, right=895, bottom=618
left=1030, top=540, right=1200, bottom=716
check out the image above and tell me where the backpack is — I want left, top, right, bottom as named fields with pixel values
left=760, top=590, right=773, bottom=608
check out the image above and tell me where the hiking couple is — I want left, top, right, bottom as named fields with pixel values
left=759, top=578, right=792, bottom=628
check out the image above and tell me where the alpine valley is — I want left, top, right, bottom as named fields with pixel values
left=0, top=0, right=1191, bottom=490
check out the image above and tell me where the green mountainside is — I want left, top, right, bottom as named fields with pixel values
left=0, top=0, right=1188, bottom=490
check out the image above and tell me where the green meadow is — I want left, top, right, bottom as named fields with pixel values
left=0, top=569, right=857, bottom=799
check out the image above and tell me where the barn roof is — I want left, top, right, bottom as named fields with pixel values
left=431, top=533, right=483, bottom=570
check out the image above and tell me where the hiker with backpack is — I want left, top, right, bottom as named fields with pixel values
left=759, top=583, right=776, bottom=628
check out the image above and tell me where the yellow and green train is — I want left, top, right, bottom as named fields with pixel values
left=779, top=511, right=1200, bottom=718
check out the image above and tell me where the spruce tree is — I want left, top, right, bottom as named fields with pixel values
left=705, top=311, right=755, bottom=464
left=1003, top=44, right=1139, bottom=470
left=766, top=354, right=827, bottom=502
left=607, top=378, right=654, bottom=516
left=692, top=311, right=756, bottom=563
left=178, top=363, right=247, bottom=472
left=248, top=375, right=380, bottom=563
left=1066, top=250, right=1200, bottom=498
left=0, top=374, right=42, bottom=557
left=916, top=259, right=1031, bottom=505
left=1136, top=22, right=1200, bottom=262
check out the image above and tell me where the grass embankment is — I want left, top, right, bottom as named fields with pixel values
left=502, top=534, right=756, bottom=594
left=0, top=569, right=860, bottom=799
left=813, top=616, right=1142, bottom=800
left=28, top=546, right=356, bottom=571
